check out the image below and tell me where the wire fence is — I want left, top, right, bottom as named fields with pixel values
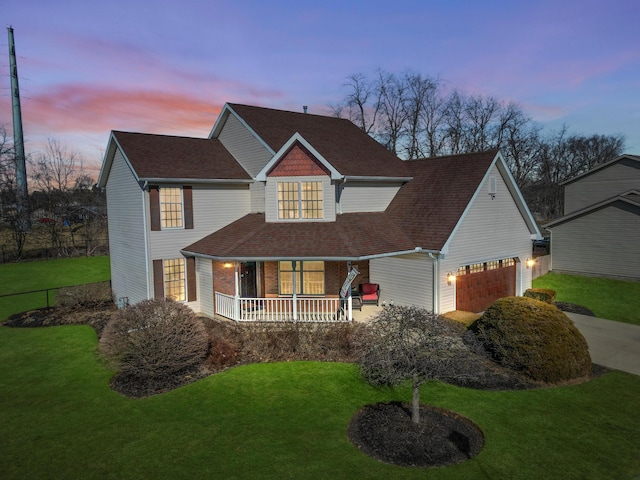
left=0, top=281, right=112, bottom=321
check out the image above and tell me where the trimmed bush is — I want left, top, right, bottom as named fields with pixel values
left=56, top=282, right=113, bottom=310
left=469, top=296, right=591, bottom=383
left=100, top=299, right=209, bottom=393
left=523, top=288, right=556, bottom=304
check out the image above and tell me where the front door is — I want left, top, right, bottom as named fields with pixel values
left=240, top=262, right=257, bottom=297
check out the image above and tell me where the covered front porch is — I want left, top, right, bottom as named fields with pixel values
left=210, top=259, right=374, bottom=322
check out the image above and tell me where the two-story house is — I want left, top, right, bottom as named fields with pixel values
left=544, top=154, right=640, bottom=280
left=97, top=103, right=541, bottom=319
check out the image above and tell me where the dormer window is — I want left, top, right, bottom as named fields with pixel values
left=277, top=181, right=323, bottom=219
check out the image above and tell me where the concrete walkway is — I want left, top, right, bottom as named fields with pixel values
left=566, top=313, right=640, bottom=376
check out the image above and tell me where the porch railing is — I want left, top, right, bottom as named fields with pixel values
left=214, top=292, right=352, bottom=322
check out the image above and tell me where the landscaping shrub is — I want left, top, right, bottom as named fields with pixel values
left=469, top=296, right=591, bottom=383
left=523, top=288, right=556, bottom=304
left=237, top=321, right=365, bottom=363
left=56, top=282, right=113, bottom=310
left=100, top=299, right=209, bottom=395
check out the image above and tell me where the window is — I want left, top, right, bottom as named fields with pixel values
left=277, top=181, right=323, bottom=219
left=160, top=187, right=183, bottom=228
left=279, top=261, right=325, bottom=295
left=457, top=258, right=515, bottom=275
left=164, top=258, right=185, bottom=301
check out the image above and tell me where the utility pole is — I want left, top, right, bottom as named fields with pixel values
left=8, top=26, right=31, bottom=232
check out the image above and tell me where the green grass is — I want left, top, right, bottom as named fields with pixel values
left=1, top=325, right=639, bottom=480
left=534, top=273, right=640, bottom=325
left=0, top=256, right=111, bottom=321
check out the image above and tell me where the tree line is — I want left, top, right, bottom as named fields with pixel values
left=330, top=69, right=625, bottom=221
left=0, top=128, right=106, bottom=260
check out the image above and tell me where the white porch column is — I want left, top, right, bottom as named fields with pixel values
left=292, top=261, right=298, bottom=322
left=234, top=263, right=240, bottom=320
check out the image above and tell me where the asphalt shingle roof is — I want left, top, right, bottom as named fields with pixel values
left=113, top=131, right=251, bottom=181
left=183, top=151, right=499, bottom=259
left=227, top=104, right=410, bottom=178
left=183, top=212, right=416, bottom=260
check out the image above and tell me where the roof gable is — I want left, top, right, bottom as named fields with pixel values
left=561, top=154, right=640, bottom=186
left=545, top=189, right=640, bottom=228
left=387, top=150, right=540, bottom=250
left=256, top=133, right=341, bottom=181
left=214, top=103, right=410, bottom=178
left=98, top=131, right=251, bottom=187
left=267, top=142, right=331, bottom=177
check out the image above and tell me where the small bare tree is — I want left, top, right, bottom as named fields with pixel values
left=358, top=306, right=469, bottom=424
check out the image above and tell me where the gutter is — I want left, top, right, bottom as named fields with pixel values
left=140, top=178, right=253, bottom=185
left=181, top=246, right=442, bottom=263
left=342, top=175, right=413, bottom=183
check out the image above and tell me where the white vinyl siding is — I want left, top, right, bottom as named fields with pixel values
left=250, top=181, right=265, bottom=213
left=439, top=164, right=532, bottom=313
left=265, top=176, right=335, bottom=222
left=217, top=113, right=273, bottom=177
left=194, top=259, right=214, bottom=316
left=550, top=204, right=640, bottom=280
left=564, top=161, right=640, bottom=214
left=105, top=150, right=150, bottom=305
left=338, top=182, right=403, bottom=213
left=149, top=184, right=251, bottom=260
left=369, top=253, right=434, bottom=309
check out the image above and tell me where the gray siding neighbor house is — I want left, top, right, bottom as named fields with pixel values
left=98, top=103, right=541, bottom=318
left=544, top=154, right=640, bottom=280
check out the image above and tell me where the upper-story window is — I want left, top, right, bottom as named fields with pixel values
left=277, top=181, right=323, bottom=219
left=160, top=187, right=184, bottom=229
left=150, top=185, right=193, bottom=231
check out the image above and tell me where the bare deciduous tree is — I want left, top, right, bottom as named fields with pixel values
left=358, top=306, right=470, bottom=424
left=332, top=69, right=626, bottom=221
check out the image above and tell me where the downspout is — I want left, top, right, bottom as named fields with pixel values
left=429, top=252, right=440, bottom=314
left=141, top=180, right=152, bottom=300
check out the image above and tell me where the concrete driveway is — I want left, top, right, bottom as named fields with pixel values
left=566, top=313, right=640, bottom=376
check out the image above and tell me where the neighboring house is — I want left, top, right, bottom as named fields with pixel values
left=544, top=154, right=640, bottom=280
left=97, top=103, right=541, bottom=318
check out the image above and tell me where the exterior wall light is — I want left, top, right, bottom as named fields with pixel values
left=526, top=258, right=536, bottom=268
left=223, top=262, right=234, bottom=269
left=447, top=272, right=456, bottom=285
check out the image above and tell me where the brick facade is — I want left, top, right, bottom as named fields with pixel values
left=246, top=260, right=370, bottom=298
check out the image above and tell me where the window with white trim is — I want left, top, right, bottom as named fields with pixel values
left=160, top=187, right=183, bottom=228
left=279, top=261, right=325, bottom=295
left=457, top=258, right=515, bottom=275
left=277, top=181, right=323, bottom=219
left=164, top=258, right=186, bottom=301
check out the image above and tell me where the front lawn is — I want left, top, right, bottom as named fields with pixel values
left=533, top=273, right=640, bottom=325
left=0, top=256, right=111, bottom=321
left=0, top=324, right=639, bottom=479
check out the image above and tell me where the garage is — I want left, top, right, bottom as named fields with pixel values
left=455, top=258, right=516, bottom=312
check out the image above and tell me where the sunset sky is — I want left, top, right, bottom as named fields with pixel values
left=2, top=0, right=639, bottom=179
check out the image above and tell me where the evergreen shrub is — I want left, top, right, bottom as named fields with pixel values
left=523, top=288, right=556, bottom=304
left=469, top=296, right=591, bottom=383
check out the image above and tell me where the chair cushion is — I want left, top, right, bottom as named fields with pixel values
left=361, top=283, right=378, bottom=296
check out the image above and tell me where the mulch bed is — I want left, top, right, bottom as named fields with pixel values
left=348, top=402, right=484, bottom=468
left=555, top=302, right=595, bottom=316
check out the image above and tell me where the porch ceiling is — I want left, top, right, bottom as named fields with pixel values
left=182, top=212, right=417, bottom=260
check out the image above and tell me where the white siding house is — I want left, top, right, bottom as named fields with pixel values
left=100, top=103, right=541, bottom=318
